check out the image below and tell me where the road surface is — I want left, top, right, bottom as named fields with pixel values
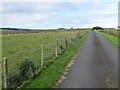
left=59, top=32, right=118, bottom=88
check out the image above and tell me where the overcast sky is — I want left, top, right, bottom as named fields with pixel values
left=0, top=0, right=119, bottom=29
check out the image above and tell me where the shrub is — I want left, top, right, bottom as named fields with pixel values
left=8, top=60, right=36, bottom=88
left=19, top=60, right=35, bottom=79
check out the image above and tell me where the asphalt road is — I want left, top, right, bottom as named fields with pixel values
left=60, top=32, right=118, bottom=88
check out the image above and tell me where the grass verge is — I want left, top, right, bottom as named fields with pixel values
left=97, top=32, right=120, bottom=48
left=20, top=33, right=89, bottom=88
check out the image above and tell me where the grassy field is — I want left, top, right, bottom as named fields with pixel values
left=0, top=29, right=13, bottom=31
left=97, top=32, right=120, bottom=48
left=20, top=32, right=89, bottom=88
left=3, top=31, right=81, bottom=57
left=2, top=30, right=86, bottom=88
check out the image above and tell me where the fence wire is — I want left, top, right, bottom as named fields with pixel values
left=2, top=31, right=87, bottom=88
left=100, top=29, right=119, bottom=36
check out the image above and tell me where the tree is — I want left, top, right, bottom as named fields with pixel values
left=58, top=28, right=65, bottom=30
left=92, top=26, right=103, bottom=30
left=70, top=27, right=73, bottom=29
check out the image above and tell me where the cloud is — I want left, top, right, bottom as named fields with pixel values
left=2, top=12, right=58, bottom=25
left=73, top=20, right=81, bottom=23
left=1, top=1, right=118, bottom=29
left=1, top=0, right=118, bottom=2
left=1, top=2, right=59, bottom=26
left=1, top=2, right=56, bottom=14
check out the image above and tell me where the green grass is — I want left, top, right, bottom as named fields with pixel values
left=0, top=29, right=13, bottom=31
left=3, top=31, right=79, bottom=57
left=3, top=31, right=81, bottom=73
left=20, top=33, right=89, bottom=88
left=97, top=32, right=120, bottom=48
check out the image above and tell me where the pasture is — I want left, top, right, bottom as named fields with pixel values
left=0, top=29, right=13, bottom=31
left=2, top=31, right=82, bottom=57
left=2, top=30, right=86, bottom=88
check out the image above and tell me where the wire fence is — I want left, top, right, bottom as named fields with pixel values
left=100, top=29, right=120, bottom=36
left=2, top=31, right=87, bottom=89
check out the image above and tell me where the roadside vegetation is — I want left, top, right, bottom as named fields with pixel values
left=20, top=33, right=89, bottom=88
left=97, top=32, right=120, bottom=48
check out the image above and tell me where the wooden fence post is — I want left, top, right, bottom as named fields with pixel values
left=70, top=38, right=71, bottom=45
left=112, top=30, right=114, bottom=35
left=2, top=58, right=4, bottom=88
left=55, top=40, right=58, bottom=57
left=65, top=36, right=67, bottom=48
left=116, top=30, right=117, bottom=36
left=3, top=58, right=8, bottom=88
left=41, top=44, right=44, bottom=67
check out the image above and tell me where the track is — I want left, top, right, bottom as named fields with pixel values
left=60, top=32, right=118, bottom=88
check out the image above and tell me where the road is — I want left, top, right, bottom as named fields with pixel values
left=59, top=32, right=118, bottom=88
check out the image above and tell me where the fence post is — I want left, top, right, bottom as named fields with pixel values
left=115, top=30, right=117, bottom=36
left=2, top=58, right=4, bottom=88
left=65, top=36, right=67, bottom=47
left=55, top=40, right=58, bottom=57
left=70, top=38, right=71, bottom=45
left=3, top=58, right=8, bottom=88
left=41, top=44, right=44, bottom=67
left=112, top=30, right=114, bottom=35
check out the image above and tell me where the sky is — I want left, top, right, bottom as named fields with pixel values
left=0, top=0, right=119, bottom=29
